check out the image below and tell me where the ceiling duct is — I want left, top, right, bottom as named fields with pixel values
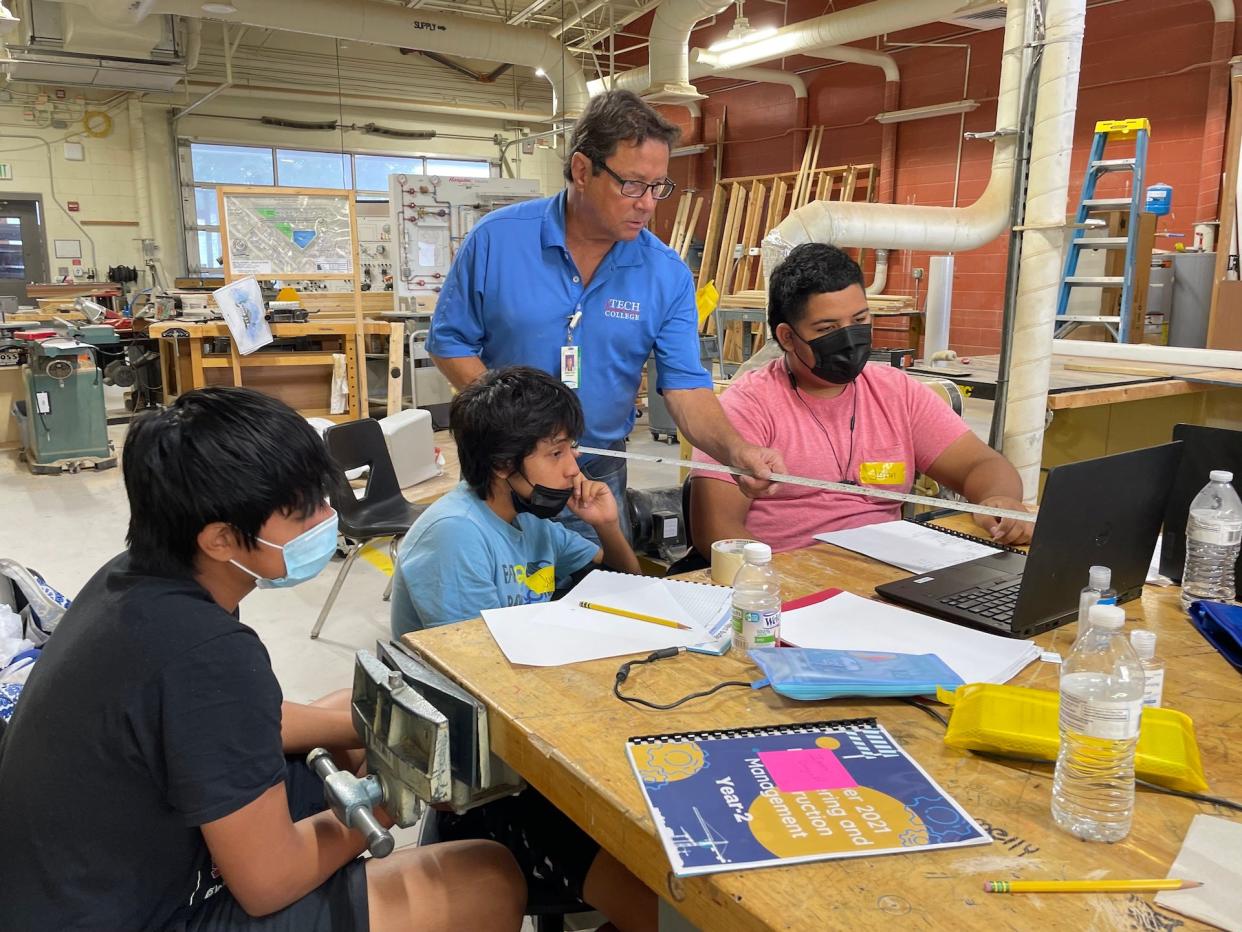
left=2, top=0, right=185, bottom=91
left=51, top=0, right=589, bottom=118
left=939, top=3, right=1008, bottom=31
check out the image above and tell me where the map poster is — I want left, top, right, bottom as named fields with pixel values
left=221, top=191, right=354, bottom=278
left=628, top=718, right=988, bottom=877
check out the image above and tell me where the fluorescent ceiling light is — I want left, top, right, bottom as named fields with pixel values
left=535, top=67, right=545, bottom=77
left=708, top=23, right=775, bottom=53
left=201, top=3, right=237, bottom=13
left=875, top=100, right=979, bottom=124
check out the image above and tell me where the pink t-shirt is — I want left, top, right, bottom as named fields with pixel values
left=692, top=359, right=971, bottom=552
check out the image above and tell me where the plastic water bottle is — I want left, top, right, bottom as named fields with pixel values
left=1051, top=603, right=1145, bottom=842
left=1181, top=470, right=1242, bottom=609
left=1130, top=630, right=1165, bottom=708
left=731, top=542, right=781, bottom=653
left=1077, top=565, right=1117, bottom=632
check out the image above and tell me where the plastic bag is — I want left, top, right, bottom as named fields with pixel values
left=0, top=559, right=72, bottom=644
left=749, top=647, right=963, bottom=700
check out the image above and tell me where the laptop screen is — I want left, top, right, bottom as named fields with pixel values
left=1161, top=424, right=1242, bottom=584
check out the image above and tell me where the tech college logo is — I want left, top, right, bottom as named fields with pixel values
left=604, top=297, right=641, bottom=321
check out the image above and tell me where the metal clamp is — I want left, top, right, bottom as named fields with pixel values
left=306, top=747, right=395, bottom=858
left=964, top=128, right=1018, bottom=141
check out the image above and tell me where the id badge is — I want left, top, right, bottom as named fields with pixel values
left=858, top=461, right=906, bottom=485
left=560, top=345, right=580, bottom=388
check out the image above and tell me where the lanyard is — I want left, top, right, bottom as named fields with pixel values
left=566, top=309, right=582, bottom=346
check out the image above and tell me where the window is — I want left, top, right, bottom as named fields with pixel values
left=181, top=141, right=493, bottom=275
left=353, top=155, right=424, bottom=193
left=190, top=143, right=275, bottom=185
left=277, top=149, right=350, bottom=188
left=426, top=158, right=492, bottom=179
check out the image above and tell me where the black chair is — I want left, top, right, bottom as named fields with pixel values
left=310, top=418, right=423, bottom=640
left=666, top=476, right=710, bottom=576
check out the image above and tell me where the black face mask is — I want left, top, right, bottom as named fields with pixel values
left=508, top=473, right=573, bottom=520
left=792, top=323, right=872, bottom=385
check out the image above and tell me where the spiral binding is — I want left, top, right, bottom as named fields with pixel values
left=905, top=517, right=1027, bottom=556
left=628, top=717, right=878, bottom=745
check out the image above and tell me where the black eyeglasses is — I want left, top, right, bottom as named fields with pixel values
left=594, top=161, right=676, bottom=201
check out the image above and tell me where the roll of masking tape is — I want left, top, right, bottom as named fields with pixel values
left=711, top=538, right=757, bottom=586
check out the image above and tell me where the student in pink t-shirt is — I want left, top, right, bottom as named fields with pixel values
left=690, top=243, right=1032, bottom=554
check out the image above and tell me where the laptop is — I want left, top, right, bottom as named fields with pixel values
left=875, top=443, right=1181, bottom=638
left=1159, top=423, right=1242, bottom=584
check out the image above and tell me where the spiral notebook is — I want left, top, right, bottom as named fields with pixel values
left=814, top=518, right=1021, bottom=575
left=628, top=717, right=989, bottom=877
left=480, top=570, right=731, bottom=666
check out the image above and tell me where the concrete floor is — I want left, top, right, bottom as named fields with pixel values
left=1, top=389, right=995, bottom=703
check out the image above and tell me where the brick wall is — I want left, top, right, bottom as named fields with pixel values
left=655, top=0, right=1238, bottom=356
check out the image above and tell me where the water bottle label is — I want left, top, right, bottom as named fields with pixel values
left=732, top=607, right=780, bottom=648
left=1142, top=669, right=1165, bottom=708
left=1188, top=525, right=1242, bottom=546
left=1060, top=692, right=1142, bottom=740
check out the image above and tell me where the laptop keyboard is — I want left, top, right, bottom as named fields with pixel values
left=938, top=577, right=1022, bottom=626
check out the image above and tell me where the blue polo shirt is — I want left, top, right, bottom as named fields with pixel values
left=427, top=190, right=712, bottom=446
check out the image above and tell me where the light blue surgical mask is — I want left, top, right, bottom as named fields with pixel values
left=231, top=510, right=339, bottom=589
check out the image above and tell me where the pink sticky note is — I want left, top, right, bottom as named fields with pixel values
left=758, top=748, right=857, bottom=793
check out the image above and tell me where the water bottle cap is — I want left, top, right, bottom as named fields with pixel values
left=1088, top=565, right=1111, bottom=589
left=1130, top=629, right=1156, bottom=658
left=743, top=542, right=772, bottom=564
left=1210, top=469, right=1233, bottom=484
left=1086, top=602, right=1125, bottom=629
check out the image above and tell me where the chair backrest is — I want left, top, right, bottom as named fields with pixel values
left=323, top=418, right=405, bottom=516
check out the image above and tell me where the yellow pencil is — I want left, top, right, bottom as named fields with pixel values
left=984, top=879, right=1202, bottom=894
left=578, top=601, right=692, bottom=630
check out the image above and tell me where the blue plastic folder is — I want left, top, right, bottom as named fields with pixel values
left=1188, top=600, right=1242, bottom=673
left=748, top=647, right=964, bottom=700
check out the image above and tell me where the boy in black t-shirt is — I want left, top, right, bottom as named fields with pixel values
left=0, top=388, right=524, bottom=932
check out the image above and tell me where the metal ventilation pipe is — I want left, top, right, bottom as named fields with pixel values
left=762, top=0, right=1027, bottom=262
left=58, top=0, right=590, bottom=117
left=646, top=0, right=733, bottom=100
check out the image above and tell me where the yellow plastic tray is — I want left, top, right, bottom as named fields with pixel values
left=936, top=683, right=1209, bottom=793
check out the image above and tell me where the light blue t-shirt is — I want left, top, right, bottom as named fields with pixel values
left=390, top=483, right=601, bottom=637
left=426, top=190, right=712, bottom=447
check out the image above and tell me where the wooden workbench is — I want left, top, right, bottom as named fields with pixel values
left=149, top=319, right=403, bottom=422
left=404, top=529, right=1240, bottom=931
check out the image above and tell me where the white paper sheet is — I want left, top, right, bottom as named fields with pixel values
left=815, top=520, right=1001, bottom=574
left=1156, top=814, right=1242, bottom=931
left=481, top=572, right=709, bottom=667
left=780, top=590, right=1039, bottom=685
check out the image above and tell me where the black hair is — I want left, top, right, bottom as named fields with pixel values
left=767, top=242, right=866, bottom=339
left=563, top=89, right=681, bottom=183
left=122, top=387, right=337, bottom=576
left=451, top=366, right=585, bottom=499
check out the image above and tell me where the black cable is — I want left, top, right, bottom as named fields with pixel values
left=1136, top=779, right=1242, bottom=813
left=901, top=697, right=949, bottom=727
left=786, top=359, right=859, bottom=484
left=613, top=648, right=752, bottom=710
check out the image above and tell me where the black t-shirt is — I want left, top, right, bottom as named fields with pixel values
left=0, top=554, right=285, bottom=931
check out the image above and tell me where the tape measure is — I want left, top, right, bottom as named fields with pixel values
left=577, top=446, right=1037, bottom=524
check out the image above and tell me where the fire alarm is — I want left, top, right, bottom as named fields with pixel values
left=67, top=201, right=79, bottom=212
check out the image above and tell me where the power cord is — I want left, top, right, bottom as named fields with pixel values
left=613, top=648, right=752, bottom=710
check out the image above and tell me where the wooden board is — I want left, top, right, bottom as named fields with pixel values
left=405, top=518, right=1239, bottom=932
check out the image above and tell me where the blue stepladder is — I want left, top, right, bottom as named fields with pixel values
left=1054, top=118, right=1151, bottom=342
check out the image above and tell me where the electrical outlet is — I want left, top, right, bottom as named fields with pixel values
left=912, top=267, right=925, bottom=281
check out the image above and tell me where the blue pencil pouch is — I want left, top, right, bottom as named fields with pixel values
left=748, top=647, right=964, bottom=700
left=1187, top=600, right=1242, bottom=673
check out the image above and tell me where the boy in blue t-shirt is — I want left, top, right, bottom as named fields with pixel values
left=390, top=366, right=655, bottom=931
left=391, top=365, right=640, bottom=636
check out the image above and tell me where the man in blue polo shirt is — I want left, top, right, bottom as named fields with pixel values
left=428, top=89, right=783, bottom=542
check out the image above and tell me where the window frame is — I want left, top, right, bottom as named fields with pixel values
left=179, top=139, right=495, bottom=276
